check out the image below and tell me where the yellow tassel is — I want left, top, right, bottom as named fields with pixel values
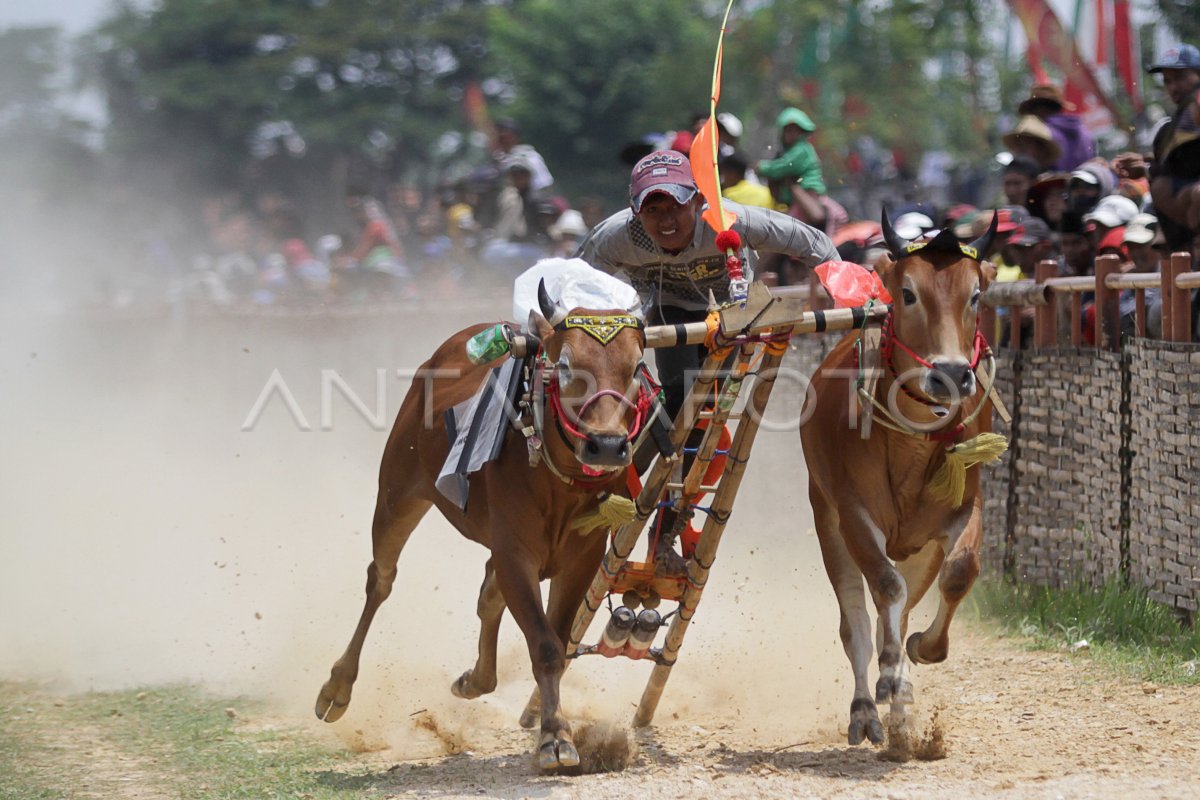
left=572, top=493, right=637, bottom=533
left=928, top=433, right=1008, bottom=508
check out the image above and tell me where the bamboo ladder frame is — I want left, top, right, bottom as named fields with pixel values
left=518, top=287, right=888, bottom=728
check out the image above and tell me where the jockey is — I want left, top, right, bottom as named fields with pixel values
left=576, top=149, right=837, bottom=572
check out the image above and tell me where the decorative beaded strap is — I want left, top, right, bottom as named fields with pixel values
left=559, top=314, right=643, bottom=345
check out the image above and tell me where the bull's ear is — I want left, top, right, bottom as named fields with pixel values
left=527, top=309, right=554, bottom=340
left=980, top=259, right=997, bottom=289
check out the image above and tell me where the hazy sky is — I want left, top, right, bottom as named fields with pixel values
left=3, top=0, right=113, bottom=33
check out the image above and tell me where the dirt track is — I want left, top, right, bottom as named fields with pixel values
left=304, top=627, right=1200, bottom=799
left=2, top=302, right=1198, bottom=798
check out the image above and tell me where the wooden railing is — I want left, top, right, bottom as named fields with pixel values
left=978, top=252, right=1199, bottom=350
left=766, top=252, right=1198, bottom=349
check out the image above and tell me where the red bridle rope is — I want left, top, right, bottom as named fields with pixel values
left=881, top=311, right=987, bottom=380
left=871, top=311, right=993, bottom=443
left=540, top=361, right=658, bottom=446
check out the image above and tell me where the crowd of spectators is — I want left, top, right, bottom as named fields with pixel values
left=774, top=44, right=1200, bottom=345
left=172, top=117, right=609, bottom=309
left=161, top=43, right=1199, bottom=344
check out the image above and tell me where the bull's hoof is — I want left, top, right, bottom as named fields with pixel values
left=906, top=632, right=948, bottom=665
left=875, top=674, right=904, bottom=704
left=538, top=734, right=581, bottom=770
left=848, top=698, right=884, bottom=745
left=314, top=679, right=352, bottom=723
left=892, top=679, right=915, bottom=706
left=450, top=670, right=489, bottom=700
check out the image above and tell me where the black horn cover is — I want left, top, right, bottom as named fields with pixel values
left=881, top=207, right=911, bottom=258
left=966, top=212, right=999, bottom=261
left=537, top=278, right=567, bottom=326
left=884, top=207, right=992, bottom=262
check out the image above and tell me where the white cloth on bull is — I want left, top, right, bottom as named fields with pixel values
left=437, top=258, right=643, bottom=511
left=512, top=257, right=643, bottom=328
left=435, top=357, right=524, bottom=512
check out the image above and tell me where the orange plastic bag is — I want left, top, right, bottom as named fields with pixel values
left=814, top=260, right=892, bottom=308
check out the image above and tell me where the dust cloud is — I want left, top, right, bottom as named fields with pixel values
left=0, top=298, right=940, bottom=756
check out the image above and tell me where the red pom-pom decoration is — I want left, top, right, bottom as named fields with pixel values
left=715, top=229, right=742, bottom=253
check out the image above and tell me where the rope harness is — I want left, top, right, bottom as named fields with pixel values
left=515, top=316, right=663, bottom=530
left=854, top=305, right=1007, bottom=508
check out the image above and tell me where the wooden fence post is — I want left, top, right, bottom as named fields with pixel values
left=1094, top=253, right=1122, bottom=350
left=1034, top=259, right=1057, bottom=349
left=980, top=303, right=997, bottom=349
left=1167, top=252, right=1193, bottom=342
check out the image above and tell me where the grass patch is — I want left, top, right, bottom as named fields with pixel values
left=74, top=685, right=376, bottom=799
left=0, top=683, right=72, bottom=799
left=969, top=578, right=1200, bottom=686
left=0, top=682, right=384, bottom=800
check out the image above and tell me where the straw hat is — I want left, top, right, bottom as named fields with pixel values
left=1018, top=83, right=1077, bottom=115
left=1002, top=115, right=1063, bottom=169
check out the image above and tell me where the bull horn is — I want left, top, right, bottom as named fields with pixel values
left=967, top=212, right=999, bottom=260
left=880, top=207, right=910, bottom=257
left=537, top=278, right=567, bottom=326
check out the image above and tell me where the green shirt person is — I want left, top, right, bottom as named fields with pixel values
left=757, top=107, right=827, bottom=206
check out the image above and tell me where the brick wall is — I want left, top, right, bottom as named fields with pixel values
left=1009, top=349, right=1124, bottom=587
left=979, top=352, right=1016, bottom=577
left=1127, top=340, right=1200, bottom=613
left=984, top=340, right=1199, bottom=616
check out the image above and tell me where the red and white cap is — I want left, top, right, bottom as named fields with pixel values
left=629, top=150, right=697, bottom=212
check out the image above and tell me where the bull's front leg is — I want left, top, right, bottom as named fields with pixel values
left=886, top=540, right=946, bottom=713
left=451, top=559, right=506, bottom=700
left=812, top=491, right=883, bottom=745
left=837, top=507, right=909, bottom=709
left=489, top=526, right=578, bottom=771
left=907, top=497, right=982, bottom=665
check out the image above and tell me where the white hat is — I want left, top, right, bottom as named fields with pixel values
left=551, top=209, right=588, bottom=238
left=1069, top=168, right=1099, bottom=185
left=1083, top=195, right=1138, bottom=228
left=894, top=212, right=935, bottom=240
left=1122, top=213, right=1157, bottom=245
left=502, top=151, right=537, bottom=173
left=716, top=112, right=743, bottom=139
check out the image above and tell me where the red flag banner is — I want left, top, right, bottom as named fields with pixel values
left=1093, top=0, right=1108, bottom=68
left=463, top=81, right=489, bottom=132
left=689, top=0, right=738, bottom=235
left=1113, top=0, right=1142, bottom=112
left=1008, top=0, right=1120, bottom=130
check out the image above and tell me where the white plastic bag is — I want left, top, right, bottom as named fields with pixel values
left=513, top=258, right=642, bottom=326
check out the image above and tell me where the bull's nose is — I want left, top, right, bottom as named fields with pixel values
left=926, top=359, right=976, bottom=399
left=581, top=433, right=631, bottom=467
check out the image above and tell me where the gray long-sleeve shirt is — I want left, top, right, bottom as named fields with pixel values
left=576, top=199, right=837, bottom=311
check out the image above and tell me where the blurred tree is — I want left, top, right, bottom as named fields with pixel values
left=83, top=0, right=503, bottom=219
left=73, top=0, right=1029, bottom=228
left=0, top=26, right=95, bottom=188
left=1153, top=0, right=1199, bottom=44
left=0, top=26, right=107, bottom=303
left=715, top=0, right=1013, bottom=208
left=487, top=0, right=715, bottom=202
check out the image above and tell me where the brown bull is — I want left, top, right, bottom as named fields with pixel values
left=801, top=212, right=1000, bottom=745
left=315, top=283, right=651, bottom=769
